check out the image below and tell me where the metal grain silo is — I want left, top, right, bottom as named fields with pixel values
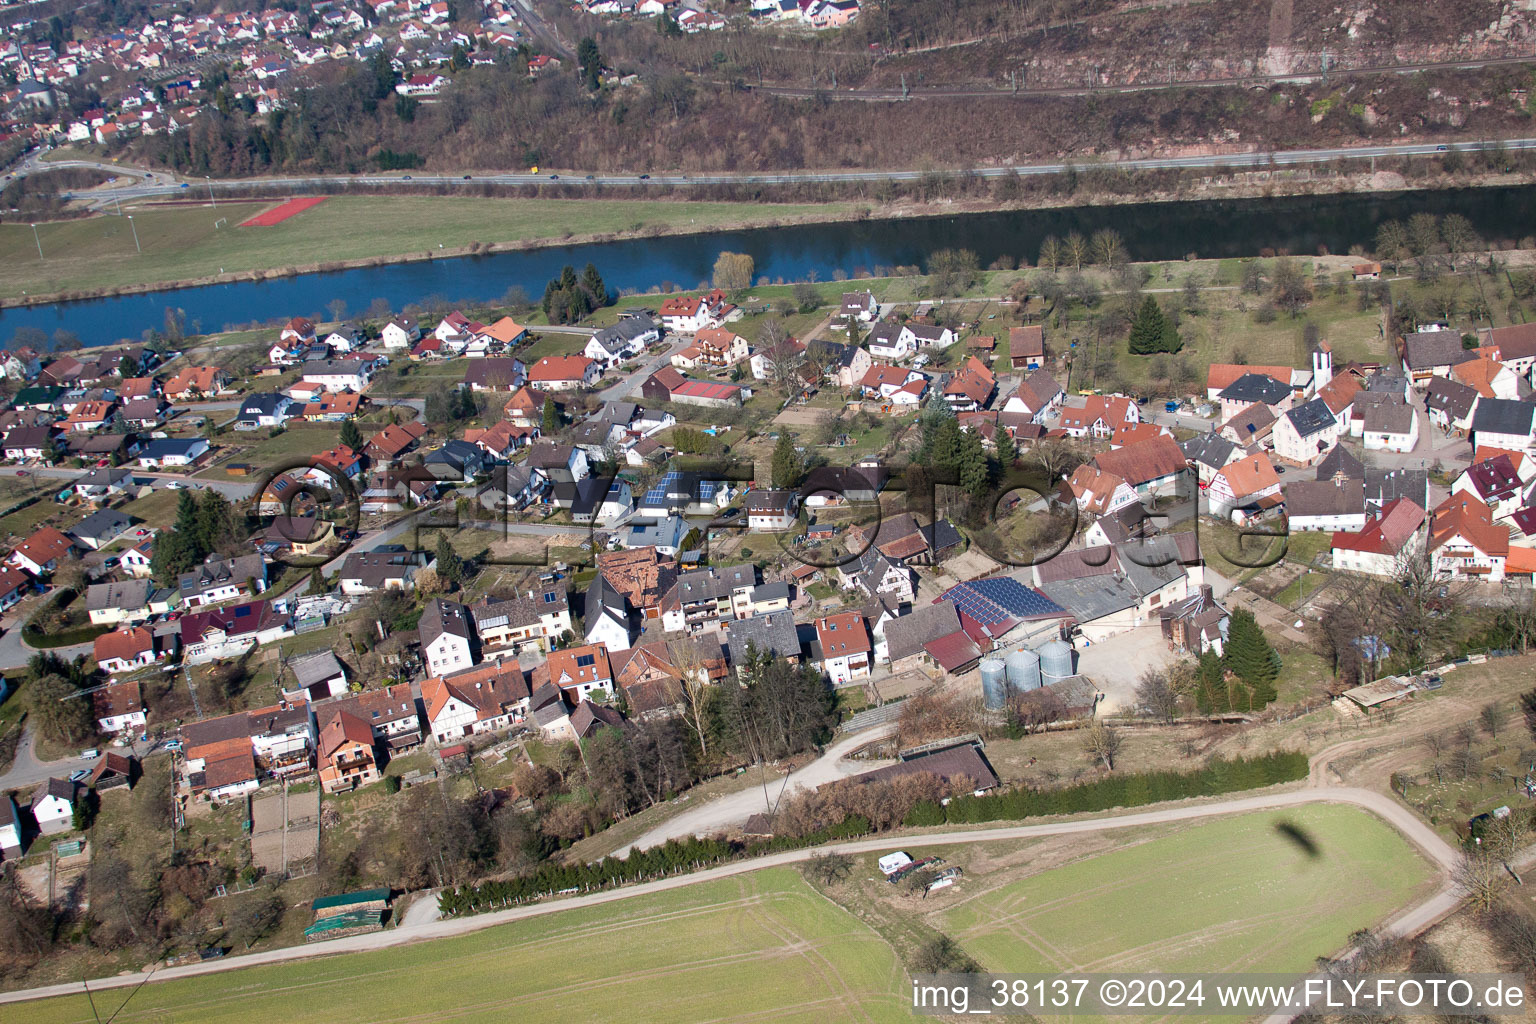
left=1038, top=639, right=1074, bottom=686
left=1005, top=647, right=1042, bottom=692
left=980, top=658, right=1008, bottom=709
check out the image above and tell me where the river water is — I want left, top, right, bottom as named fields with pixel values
left=4, top=185, right=1534, bottom=347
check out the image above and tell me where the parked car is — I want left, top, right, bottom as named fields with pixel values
left=80, top=748, right=100, bottom=760
left=69, top=769, right=90, bottom=783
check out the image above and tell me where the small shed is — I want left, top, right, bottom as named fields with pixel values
left=1341, top=676, right=1416, bottom=712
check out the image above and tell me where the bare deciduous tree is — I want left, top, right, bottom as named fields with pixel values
left=1082, top=720, right=1122, bottom=771
left=1134, top=668, right=1179, bottom=723
left=1482, top=701, right=1509, bottom=739
left=1455, top=851, right=1505, bottom=912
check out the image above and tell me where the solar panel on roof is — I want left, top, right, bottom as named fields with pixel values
left=697, top=480, right=718, bottom=501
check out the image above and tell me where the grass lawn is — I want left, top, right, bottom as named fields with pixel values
left=0, top=195, right=859, bottom=300
left=18, top=867, right=909, bottom=1024
left=937, top=804, right=1435, bottom=976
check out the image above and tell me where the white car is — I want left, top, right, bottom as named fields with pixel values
left=80, top=748, right=100, bottom=760
left=165, top=481, right=186, bottom=490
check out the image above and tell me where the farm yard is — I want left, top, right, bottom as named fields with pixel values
left=17, top=868, right=910, bottom=1024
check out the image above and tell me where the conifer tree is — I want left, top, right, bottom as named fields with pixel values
left=1128, top=294, right=1182, bottom=355
left=1224, top=608, right=1279, bottom=707
left=339, top=418, right=364, bottom=452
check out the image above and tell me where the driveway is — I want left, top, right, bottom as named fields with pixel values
left=610, top=724, right=896, bottom=858
left=596, top=334, right=691, bottom=403
left=1074, top=627, right=1182, bottom=714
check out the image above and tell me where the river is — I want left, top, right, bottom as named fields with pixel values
left=4, top=185, right=1534, bottom=347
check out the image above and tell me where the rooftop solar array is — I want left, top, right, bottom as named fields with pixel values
left=697, top=480, right=718, bottom=503
left=944, top=577, right=1065, bottom=625
left=644, top=470, right=684, bottom=507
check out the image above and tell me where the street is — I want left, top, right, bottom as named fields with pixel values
left=20, top=137, right=1536, bottom=199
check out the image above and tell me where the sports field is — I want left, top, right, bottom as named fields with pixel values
left=0, top=195, right=858, bottom=300
left=936, top=804, right=1436, bottom=976
left=239, top=196, right=328, bottom=227
left=19, top=868, right=909, bottom=1024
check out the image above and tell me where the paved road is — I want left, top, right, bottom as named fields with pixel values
left=598, top=334, right=692, bottom=402
left=24, top=465, right=254, bottom=501
left=745, top=51, right=1536, bottom=103
left=0, top=625, right=94, bottom=672
left=0, top=726, right=98, bottom=792
left=30, top=137, right=1536, bottom=198
left=611, top=724, right=897, bottom=859
left=0, top=778, right=1465, bottom=1009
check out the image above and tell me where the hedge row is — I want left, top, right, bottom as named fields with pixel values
left=904, top=751, right=1309, bottom=827
left=439, top=816, right=872, bottom=918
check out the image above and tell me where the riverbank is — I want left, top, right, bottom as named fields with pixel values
left=4, top=163, right=1535, bottom=311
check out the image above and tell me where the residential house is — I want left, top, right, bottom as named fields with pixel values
left=94, top=625, right=171, bottom=675
left=0, top=799, right=19, bottom=860
left=284, top=650, right=349, bottom=703
left=547, top=644, right=615, bottom=701
left=1060, top=395, right=1139, bottom=439
left=658, top=290, right=731, bottom=333
left=1452, top=355, right=1522, bottom=400
left=477, top=464, right=547, bottom=511
left=941, top=356, right=997, bottom=413
left=527, top=356, right=600, bottom=391
left=818, top=341, right=873, bottom=390
left=1477, top=322, right=1536, bottom=381
left=1284, top=478, right=1366, bottom=533
left=867, top=322, right=917, bottom=361
left=1362, top=399, right=1419, bottom=452
left=365, top=420, right=427, bottom=462
left=313, top=683, right=421, bottom=753
left=471, top=582, right=572, bottom=654
left=422, top=439, right=486, bottom=483
left=335, top=548, right=427, bottom=595
left=93, top=679, right=147, bottom=734
left=723, top=609, right=801, bottom=671
left=1207, top=451, right=1283, bottom=521
left=30, top=778, right=75, bottom=835
left=162, top=366, right=230, bottom=400
left=1470, top=398, right=1536, bottom=453
left=1221, top=400, right=1277, bottom=450
left=316, top=712, right=380, bottom=793
left=584, top=315, right=660, bottom=369
left=301, top=357, right=376, bottom=393
left=462, top=357, right=529, bottom=392
left=1181, top=432, right=1243, bottom=485
left=1332, top=498, right=1427, bottom=577
left=674, top=563, right=759, bottom=631
left=745, top=489, right=798, bottom=530
left=1159, top=585, right=1230, bottom=655
left=178, top=554, right=267, bottom=608
left=840, top=546, right=916, bottom=606
left=584, top=573, right=633, bottom=652
left=1001, top=370, right=1067, bottom=425
left=840, top=290, right=878, bottom=323
left=180, top=600, right=291, bottom=664
left=812, top=612, right=870, bottom=685
left=1429, top=494, right=1508, bottom=581
left=3, top=425, right=57, bottom=462
left=68, top=508, right=132, bottom=550
left=1426, top=377, right=1481, bottom=435
left=1091, top=436, right=1188, bottom=497
left=90, top=753, right=135, bottom=793
left=1401, top=327, right=1476, bottom=381
left=1216, top=372, right=1294, bottom=423
left=597, top=547, right=681, bottom=632
left=1271, top=397, right=1341, bottom=465
left=86, top=579, right=170, bottom=626
left=908, top=323, right=956, bottom=349
left=420, top=598, right=477, bottom=677
left=876, top=599, right=962, bottom=670
left=422, top=663, right=531, bottom=743
left=1452, top=453, right=1527, bottom=521
left=10, top=526, right=77, bottom=576
left=0, top=564, right=33, bottom=611
left=1060, top=463, right=1139, bottom=518
left=691, top=327, right=750, bottom=367
left=235, top=394, right=293, bottom=430
left=136, top=438, right=209, bottom=468
left=118, top=398, right=167, bottom=429
left=381, top=317, right=420, bottom=349
left=527, top=442, right=590, bottom=485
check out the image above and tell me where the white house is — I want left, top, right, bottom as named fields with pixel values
left=1471, top=398, right=1536, bottom=454
left=93, top=679, right=148, bottom=734
left=420, top=599, right=476, bottom=678
left=745, top=489, right=798, bottom=530
left=1271, top=398, right=1342, bottom=466
left=867, top=322, right=916, bottom=361
left=1207, top=451, right=1282, bottom=520
left=381, top=317, right=420, bottom=349
left=30, top=779, right=74, bottom=836
left=301, top=357, right=376, bottom=393
left=136, top=438, right=209, bottom=468
left=814, top=612, right=871, bottom=685
left=1362, top=401, right=1419, bottom=453
left=1331, top=498, right=1426, bottom=577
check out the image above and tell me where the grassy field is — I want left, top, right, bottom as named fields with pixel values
left=18, top=867, right=909, bottom=1024
left=0, top=195, right=858, bottom=300
left=937, top=805, right=1435, bottom=976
